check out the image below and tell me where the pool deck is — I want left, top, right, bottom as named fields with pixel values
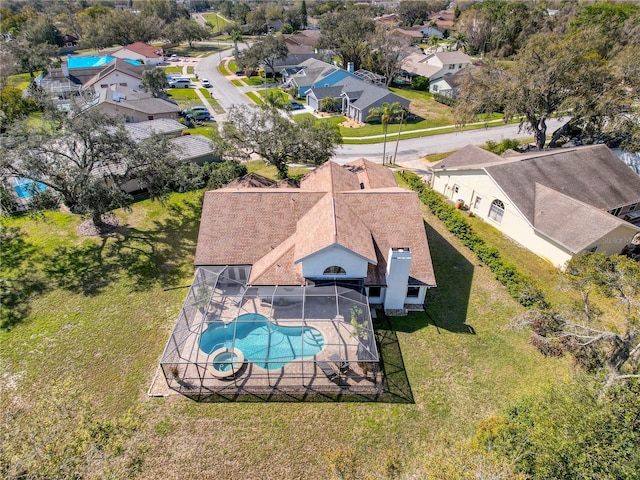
left=156, top=291, right=381, bottom=397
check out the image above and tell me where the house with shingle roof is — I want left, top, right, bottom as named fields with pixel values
left=196, top=159, right=436, bottom=313
left=89, top=85, right=179, bottom=122
left=402, top=50, right=471, bottom=82
left=431, top=144, right=640, bottom=267
left=112, top=42, right=165, bottom=65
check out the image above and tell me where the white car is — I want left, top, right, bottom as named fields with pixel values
left=170, top=54, right=178, bottom=61
left=201, top=79, right=212, bottom=88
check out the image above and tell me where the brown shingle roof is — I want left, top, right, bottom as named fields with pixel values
left=195, top=161, right=437, bottom=287
left=121, top=42, right=163, bottom=58
left=344, top=158, right=397, bottom=189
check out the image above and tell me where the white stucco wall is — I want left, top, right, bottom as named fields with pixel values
left=92, top=71, right=144, bottom=90
left=432, top=170, right=576, bottom=267
left=584, top=224, right=640, bottom=257
left=299, top=244, right=369, bottom=279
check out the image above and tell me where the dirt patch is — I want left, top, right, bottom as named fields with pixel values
left=338, top=118, right=363, bottom=128
left=78, top=213, right=119, bottom=236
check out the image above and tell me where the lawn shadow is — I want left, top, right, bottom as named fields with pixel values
left=0, top=224, right=47, bottom=330
left=422, top=219, right=475, bottom=334
left=40, top=196, right=203, bottom=296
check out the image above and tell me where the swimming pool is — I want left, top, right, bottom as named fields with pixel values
left=14, top=178, right=46, bottom=199
left=199, top=313, right=325, bottom=370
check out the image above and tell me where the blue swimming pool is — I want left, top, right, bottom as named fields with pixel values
left=200, top=313, right=325, bottom=370
left=14, top=178, right=46, bottom=199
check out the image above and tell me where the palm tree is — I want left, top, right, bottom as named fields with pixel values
left=450, top=32, right=468, bottom=53
left=231, top=30, right=243, bottom=60
left=366, top=102, right=404, bottom=165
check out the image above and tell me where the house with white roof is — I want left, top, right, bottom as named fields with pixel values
left=431, top=145, right=640, bottom=267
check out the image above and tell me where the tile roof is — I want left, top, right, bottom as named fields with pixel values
left=195, top=160, right=437, bottom=287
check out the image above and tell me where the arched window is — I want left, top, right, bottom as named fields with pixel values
left=323, top=266, right=346, bottom=275
left=489, top=199, right=505, bottom=223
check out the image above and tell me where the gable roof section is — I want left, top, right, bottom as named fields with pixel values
left=533, top=183, right=640, bottom=253
left=195, top=190, right=326, bottom=266
left=434, top=144, right=506, bottom=169
left=487, top=145, right=640, bottom=221
left=344, top=158, right=397, bottom=189
left=84, top=58, right=151, bottom=88
left=340, top=189, right=436, bottom=286
left=122, top=42, right=163, bottom=58
left=294, top=193, right=377, bottom=264
left=300, top=159, right=360, bottom=192
left=307, top=85, right=344, bottom=100
left=96, top=86, right=179, bottom=115
left=195, top=160, right=436, bottom=287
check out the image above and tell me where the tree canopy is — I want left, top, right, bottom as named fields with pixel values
left=221, top=104, right=341, bottom=179
left=237, top=34, right=288, bottom=79
left=0, top=108, right=199, bottom=229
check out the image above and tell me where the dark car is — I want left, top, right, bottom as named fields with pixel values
left=286, top=101, right=305, bottom=111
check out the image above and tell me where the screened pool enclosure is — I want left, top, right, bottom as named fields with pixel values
left=160, top=266, right=380, bottom=396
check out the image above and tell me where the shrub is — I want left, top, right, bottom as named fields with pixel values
left=432, top=92, right=456, bottom=106
left=401, top=170, right=548, bottom=309
left=411, top=75, right=429, bottom=91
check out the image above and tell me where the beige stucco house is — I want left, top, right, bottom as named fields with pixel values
left=431, top=145, right=640, bottom=267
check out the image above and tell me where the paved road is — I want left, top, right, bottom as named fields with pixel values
left=190, top=44, right=568, bottom=172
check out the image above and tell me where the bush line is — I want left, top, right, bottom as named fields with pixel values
left=401, top=171, right=548, bottom=309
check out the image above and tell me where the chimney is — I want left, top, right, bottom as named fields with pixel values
left=347, top=62, right=354, bottom=73
left=384, top=247, right=412, bottom=310
left=62, top=62, right=69, bottom=77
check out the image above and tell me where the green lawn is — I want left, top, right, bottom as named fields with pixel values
left=202, top=12, right=231, bottom=33
left=165, top=88, right=204, bottom=111
left=198, top=88, right=224, bottom=114
left=245, top=91, right=262, bottom=104
left=163, top=66, right=182, bottom=74
left=6, top=72, right=38, bottom=89
left=0, top=172, right=572, bottom=477
left=218, top=61, right=232, bottom=76
left=230, top=79, right=243, bottom=87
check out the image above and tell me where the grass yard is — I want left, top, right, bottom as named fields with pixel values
left=218, top=61, right=232, bottom=76
left=0, top=170, right=572, bottom=478
left=245, top=91, right=262, bottom=104
left=6, top=72, right=38, bottom=89
left=230, top=79, right=243, bottom=87
left=165, top=88, right=203, bottom=110
left=202, top=12, right=232, bottom=33
left=163, top=66, right=182, bottom=74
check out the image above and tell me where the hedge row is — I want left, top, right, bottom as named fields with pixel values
left=401, top=171, right=548, bottom=309
left=432, top=93, right=457, bottom=106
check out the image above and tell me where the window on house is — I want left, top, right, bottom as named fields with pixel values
left=407, top=287, right=420, bottom=297
left=488, top=199, right=505, bottom=223
left=610, top=207, right=622, bottom=216
left=453, top=185, right=459, bottom=194
left=368, top=287, right=381, bottom=297
left=323, top=266, right=346, bottom=275
left=473, top=196, right=482, bottom=210
left=432, top=85, right=438, bottom=92
left=448, top=64, right=455, bottom=70
left=629, top=203, right=637, bottom=212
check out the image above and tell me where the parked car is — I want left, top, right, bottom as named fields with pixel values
left=168, top=78, right=191, bottom=88
left=170, top=54, right=178, bottom=61
left=285, top=101, right=305, bottom=111
left=180, top=106, right=208, bottom=117
left=185, top=110, right=212, bottom=122
left=201, top=79, right=212, bottom=88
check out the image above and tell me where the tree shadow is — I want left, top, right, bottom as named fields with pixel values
left=39, top=197, right=203, bottom=296
left=0, top=224, right=47, bottom=330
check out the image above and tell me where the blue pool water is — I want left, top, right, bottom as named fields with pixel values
left=200, top=313, right=325, bottom=370
left=14, top=179, right=46, bottom=199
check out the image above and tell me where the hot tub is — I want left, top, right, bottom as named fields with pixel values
left=209, top=347, right=245, bottom=379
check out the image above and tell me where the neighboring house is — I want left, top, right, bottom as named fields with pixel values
left=267, top=52, right=319, bottom=74
left=89, top=85, right=179, bottom=122
left=428, top=67, right=467, bottom=97
left=395, top=27, right=426, bottom=44
left=306, top=85, right=344, bottom=111
left=284, top=29, right=321, bottom=50
left=195, top=159, right=436, bottom=311
left=82, top=58, right=154, bottom=93
left=427, top=10, right=456, bottom=33
left=286, top=58, right=361, bottom=97
left=431, top=145, right=640, bottom=267
left=402, top=50, right=471, bottom=81
left=340, top=78, right=409, bottom=123
left=112, top=41, right=164, bottom=65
